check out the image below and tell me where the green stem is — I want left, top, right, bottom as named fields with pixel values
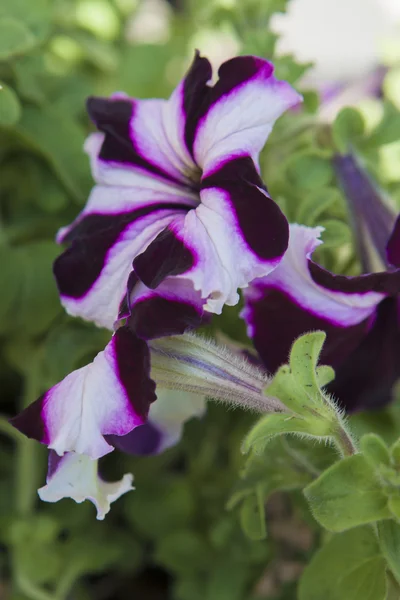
left=0, top=415, right=21, bottom=442
left=15, top=364, right=42, bottom=516
left=333, top=421, right=358, bottom=457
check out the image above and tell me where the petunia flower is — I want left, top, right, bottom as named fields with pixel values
left=242, top=210, right=400, bottom=412
left=37, top=390, right=205, bottom=519
left=53, top=52, right=301, bottom=334
left=11, top=327, right=284, bottom=515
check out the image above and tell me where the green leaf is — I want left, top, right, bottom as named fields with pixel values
left=286, top=152, right=334, bottom=190
left=0, top=0, right=51, bottom=42
left=242, top=413, right=330, bottom=455
left=239, top=488, right=266, bottom=540
left=378, top=520, right=400, bottom=585
left=304, top=454, right=391, bottom=532
left=333, top=107, right=365, bottom=153
left=288, top=330, right=327, bottom=391
left=0, top=17, right=36, bottom=59
left=360, top=433, right=391, bottom=469
left=13, top=55, right=47, bottom=103
left=298, top=527, right=387, bottom=600
left=0, top=242, right=62, bottom=337
left=0, top=83, right=21, bottom=126
left=318, top=219, right=352, bottom=248
left=155, top=530, right=210, bottom=574
left=15, top=106, right=92, bottom=201
left=295, top=187, right=342, bottom=227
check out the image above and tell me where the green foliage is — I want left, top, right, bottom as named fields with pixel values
left=298, top=526, right=388, bottom=600
left=304, top=454, right=391, bottom=532
left=242, top=332, right=347, bottom=457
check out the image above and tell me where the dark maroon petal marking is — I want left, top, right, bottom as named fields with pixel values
left=113, top=326, right=156, bottom=419
left=129, top=296, right=203, bottom=340
left=247, top=287, right=370, bottom=375
left=334, top=153, right=396, bottom=272
left=54, top=204, right=185, bottom=299
left=87, top=97, right=181, bottom=185
left=183, top=52, right=212, bottom=157
left=184, top=55, right=269, bottom=157
left=133, top=226, right=195, bottom=289
left=328, top=297, right=400, bottom=412
left=106, top=422, right=162, bottom=456
left=309, top=260, right=400, bottom=296
left=10, top=394, right=48, bottom=444
left=387, top=215, right=400, bottom=268
left=201, top=156, right=289, bottom=261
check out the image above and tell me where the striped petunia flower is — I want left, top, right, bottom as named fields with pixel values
left=242, top=217, right=400, bottom=412
left=11, top=328, right=282, bottom=516
left=53, top=52, right=301, bottom=336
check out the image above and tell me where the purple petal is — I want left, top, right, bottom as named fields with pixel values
left=128, top=278, right=205, bottom=339
left=242, top=224, right=399, bottom=374
left=54, top=187, right=187, bottom=329
left=87, top=96, right=190, bottom=187
left=201, top=156, right=289, bottom=262
left=184, top=55, right=302, bottom=172
left=387, top=215, right=400, bottom=268
left=108, top=389, right=206, bottom=456
left=11, top=327, right=156, bottom=459
left=328, top=297, right=400, bottom=412
left=334, top=153, right=397, bottom=272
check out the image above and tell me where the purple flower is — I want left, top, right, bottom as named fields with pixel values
left=242, top=215, right=400, bottom=412
left=11, top=327, right=280, bottom=516
left=53, top=52, right=301, bottom=335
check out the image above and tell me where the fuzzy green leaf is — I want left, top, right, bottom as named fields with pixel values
left=242, top=413, right=331, bottom=455
left=298, top=527, right=387, bottom=600
left=360, top=433, right=391, bottom=469
left=304, top=454, right=391, bottom=532
left=378, top=520, right=400, bottom=585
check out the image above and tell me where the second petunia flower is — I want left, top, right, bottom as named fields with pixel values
left=54, top=52, right=301, bottom=334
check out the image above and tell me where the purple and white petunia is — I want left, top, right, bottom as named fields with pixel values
left=53, top=52, right=301, bottom=333
left=11, top=327, right=157, bottom=459
left=242, top=221, right=400, bottom=412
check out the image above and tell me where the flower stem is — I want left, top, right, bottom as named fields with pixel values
left=333, top=421, right=358, bottom=457
left=15, top=364, right=42, bottom=516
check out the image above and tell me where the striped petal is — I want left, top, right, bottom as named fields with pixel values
left=242, top=224, right=400, bottom=373
left=54, top=186, right=188, bottom=330
left=11, top=327, right=156, bottom=459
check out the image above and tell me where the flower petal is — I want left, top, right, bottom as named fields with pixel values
left=128, top=278, right=205, bottom=339
left=11, top=327, right=156, bottom=458
left=108, top=389, right=206, bottom=456
left=86, top=95, right=194, bottom=189
left=38, top=451, right=133, bottom=519
left=134, top=158, right=289, bottom=314
left=54, top=185, right=188, bottom=329
left=328, top=297, right=400, bottom=412
left=242, top=224, right=400, bottom=372
left=387, top=215, right=400, bottom=268
left=186, top=55, right=302, bottom=173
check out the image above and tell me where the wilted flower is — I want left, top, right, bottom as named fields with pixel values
left=53, top=52, right=301, bottom=335
left=242, top=214, right=400, bottom=412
